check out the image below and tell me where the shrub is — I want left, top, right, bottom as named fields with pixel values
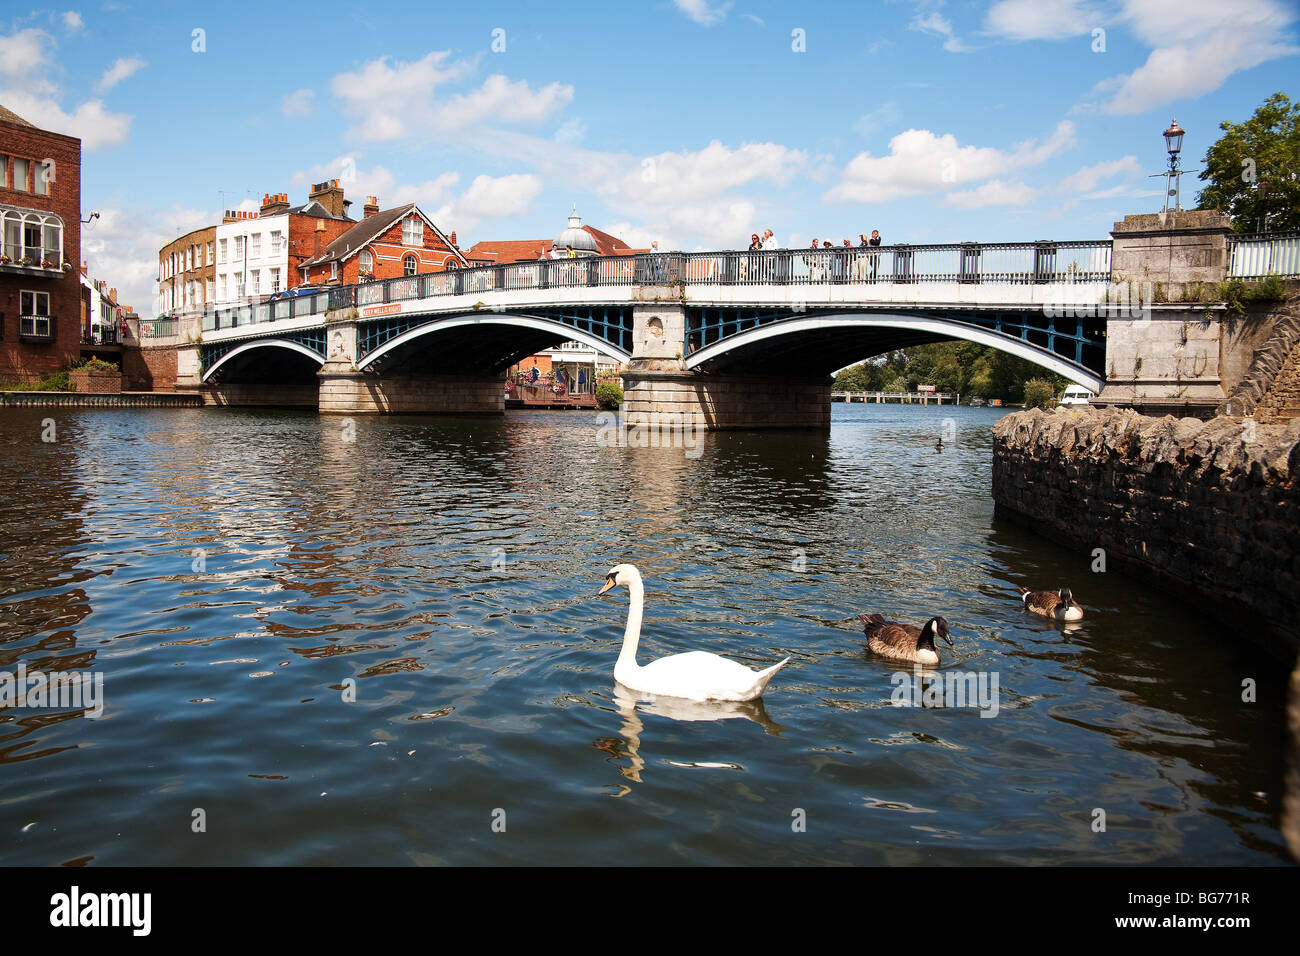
left=71, top=357, right=120, bottom=373
left=1022, top=378, right=1055, bottom=409
left=595, top=381, right=623, bottom=410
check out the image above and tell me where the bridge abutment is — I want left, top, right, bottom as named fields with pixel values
left=623, top=296, right=830, bottom=429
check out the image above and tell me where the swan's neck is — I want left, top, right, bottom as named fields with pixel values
left=617, top=576, right=644, bottom=674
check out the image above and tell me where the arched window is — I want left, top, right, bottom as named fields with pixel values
left=403, top=254, right=418, bottom=276
left=358, top=250, right=372, bottom=274
left=445, top=260, right=458, bottom=270
left=0, top=207, right=63, bottom=267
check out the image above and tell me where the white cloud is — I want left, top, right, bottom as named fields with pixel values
left=281, top=88, right=314, bottom=117
left=1057, top=155, right=1142, bottom=194
left=983, top=0, right=1100, bottom=41
left=825, top=121, right=1075, bottom=204
left=0, top=28, right=133, bottom=149
left=83, top=204, right=214, bottom=317
left=1092, top=0, right=1299, bottom=114
left=0, top=29, right=50, bottom=77
left=330, top=53, right=570, bottom=142
left=434, top=173, right=543, bottom=235
left=942, top=179, right=1039, bottom=209
left=431, top=74, right=572, bottom=130
left=741, top=13, right=764, bottom=27
left=62, top=11, right=83, bottom=32
left=908, top=11, right=972, bottom=52
left=96, top=56, right=146, bottom=92
left=673, top=0, right=732, bottom=25
left=854, top=102, right=900, bottom=137
left=553, top=118, right=587, bottom=145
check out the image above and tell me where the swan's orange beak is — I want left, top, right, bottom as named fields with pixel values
left=598, top=575, right=616, bottom=596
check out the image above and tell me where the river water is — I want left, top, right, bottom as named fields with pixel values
left=0, top=403, right=1288, bottom=865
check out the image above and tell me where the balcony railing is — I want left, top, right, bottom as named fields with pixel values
left=19, top=314, right=53, bottom=340
left=140, top=317, right=179, bottom=339
left=197, top=240, right=1116, bottom=333
left=1228, top=232, right=1300, bottom=278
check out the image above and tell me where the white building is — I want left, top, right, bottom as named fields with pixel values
left=212, top=184, right=354, bottom=305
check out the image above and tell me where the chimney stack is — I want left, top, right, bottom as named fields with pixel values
left=363, top=195, right=379, bottom=218
left=261, top=191, right=290, bottom=215
left=449, top=231, right=457, bottom=247
left=309, top=178, right=347, bottom=218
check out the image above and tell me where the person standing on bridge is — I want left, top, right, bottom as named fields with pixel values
left=761, top=229, right=781, bottom=282
left=868, top=229, right=882, bottom=283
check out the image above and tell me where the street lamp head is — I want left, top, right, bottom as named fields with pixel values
left=1163, top=118, right=1185, bottom=156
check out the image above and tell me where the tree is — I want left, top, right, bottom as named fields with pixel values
left=1022, top=378, right=1056, bottom=408
left=1197, top=92, right=1300, bottom=233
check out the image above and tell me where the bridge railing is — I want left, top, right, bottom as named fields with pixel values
left=1228, top=232, right=1300, bottom=278
left=199, top=240, right=1114, bottom=334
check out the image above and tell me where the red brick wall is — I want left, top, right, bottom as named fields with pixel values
left=122, top=346, right=178, bottom=391
left=69, top=369, right=122, bottom=393
left=0, top=118, right=81, bottom=382
left=287, top=217, right=352, bottom=287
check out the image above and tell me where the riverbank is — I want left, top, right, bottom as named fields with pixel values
left=992, top=405, right=1300, bottom=654
left=0, top=390, right=202, bottom=408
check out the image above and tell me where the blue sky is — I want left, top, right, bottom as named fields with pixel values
left=1, top=0, right=1296, bottom=315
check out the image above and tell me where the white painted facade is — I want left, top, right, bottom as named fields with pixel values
left=214, top=212, right=289, bottom=304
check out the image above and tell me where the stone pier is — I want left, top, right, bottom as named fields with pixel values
left=621, top=296, right=831, bottom=429
left=317, top=319, right=502, bottom=415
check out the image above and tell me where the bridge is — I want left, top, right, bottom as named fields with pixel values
left=151, top=213, right=1298, bottom=427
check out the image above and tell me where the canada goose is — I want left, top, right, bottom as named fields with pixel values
left=1016, top=585, right=1084, bottom=622
left=598, top=564, right=789, bottom=701
left=859, top=613, right=952, bottom=666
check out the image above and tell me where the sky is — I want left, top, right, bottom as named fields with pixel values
left=1, top=0, right=1296, bottom=317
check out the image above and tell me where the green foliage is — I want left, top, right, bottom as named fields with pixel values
left=1022, top=378, right=1056, bottom=409
left=595, top=381, right=623, bottom=410
left=1197, top=92, right=1300, bottom=232
left=835, top=341, right=1068, bottom=402
left=0, top=371, right=71, bottom=391
left=1218, top=275, right=1289, bottom=314
left=71, top=357, right=121, bottom=372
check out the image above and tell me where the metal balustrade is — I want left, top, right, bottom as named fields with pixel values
left=198, top=240, right=1114, bottom=333
left=1228, top=232, right=1300, bottom=278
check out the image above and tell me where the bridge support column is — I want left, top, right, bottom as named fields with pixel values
left=318, top=320, right=503, bottom=415
left=1096, top=211, right=1234, bottom=417
left=622, top=297, right=830, bottom=429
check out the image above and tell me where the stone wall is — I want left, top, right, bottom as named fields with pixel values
left=623, top=368, right=832, bottom=430
left=202, top=383, right=318, bottom=407
left=317, top=370, right=503, bottom=415
left=992, top=405, right=1300, bottom=652
left=1218, top=295, right=1300, bottom=418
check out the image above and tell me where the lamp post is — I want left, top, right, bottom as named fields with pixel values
left=1149, top=119, right=1199, bottom=215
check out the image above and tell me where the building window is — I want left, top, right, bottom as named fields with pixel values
left=0, top=156, right=6, bottom=189
left=206, top=278, right=214, bottom=301
left=234, top=236, right=243, bottom=259
left=404, top=254, right=417, bottom=276
left=251, top=270, right=260, bottom=294
left=359, top=250, right=372, bottom=274
left=402, top=217, right=422, bottom=246
left=251, top=234, right=261, bottom=258
left=270, top=268, right=280, bottom=293
left=207, top=241, right=214, bottom=264
left=330, top=261, right=337, bottom=279
left=33, top=160, right=51, bottom=196
left=0, top=208, right=63, bottom=266
left=187, top=247, right=193, bottom=271
left=270, top=230, right=282, bottom=253
left=218, top=238, right=227, bottom=263
left=235, top=272, right=243, bottom=297
left=20, top=290, right=51, bottom=337
left=12, top=158, right=29, bottom=192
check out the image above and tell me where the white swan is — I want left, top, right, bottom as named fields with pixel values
left=598, top=564, right=789, bottom=702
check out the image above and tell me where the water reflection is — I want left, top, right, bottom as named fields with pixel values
left=0, top=404, right=1287, bottom=865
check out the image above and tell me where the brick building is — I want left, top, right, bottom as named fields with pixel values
left=467, top=207, right=645, bottom=265
left=298, top=201, right=467, bottom=286
left=0, top=104, right=82, bottom=383
left=158, top=224, right=216, bottom=317
left=213, top=181, right=355, bottom=304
